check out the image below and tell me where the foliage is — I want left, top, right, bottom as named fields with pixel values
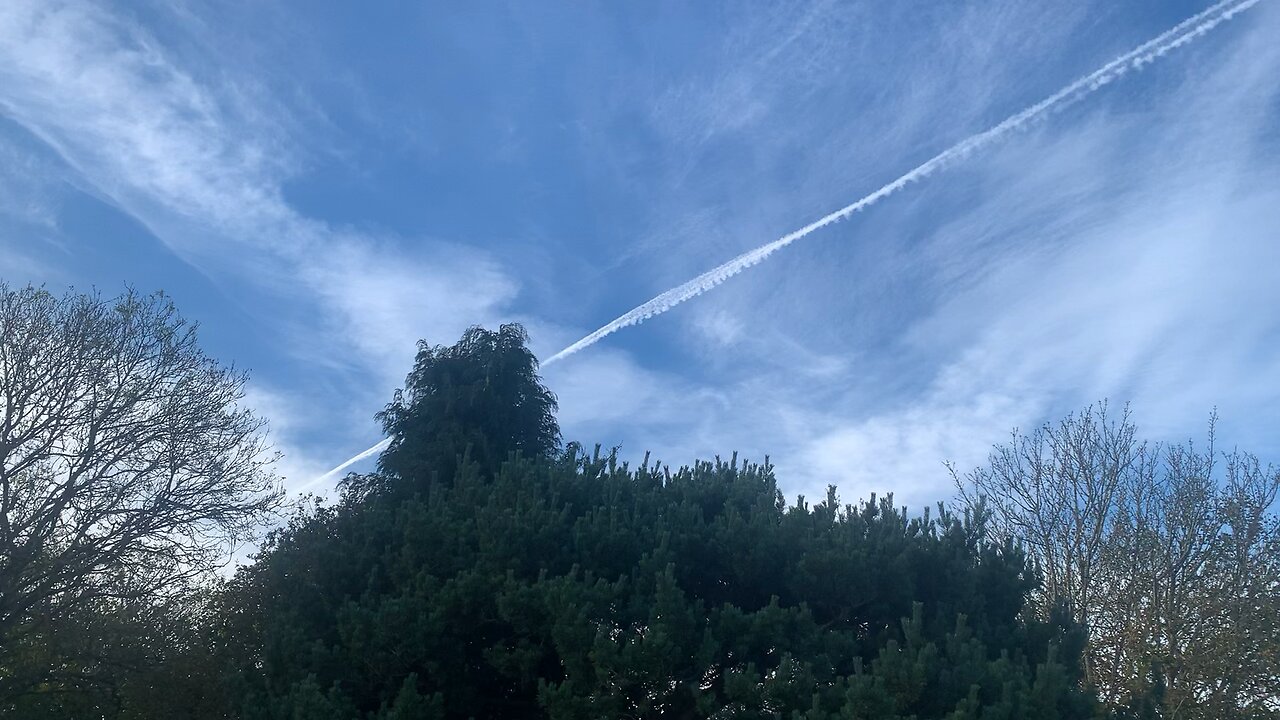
left=1, top=590, right=236, bottom=719
left=227, top=449, right=1098, bottom=719
left=373, top=323, right=560, bottom=492
left=955, top=403, right=1280, bottom=719
left=221, top=325, right=1098, bottom=718
left=0, top=283, right=282, bottom=709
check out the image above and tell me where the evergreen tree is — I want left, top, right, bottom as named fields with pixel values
left=219, top=325, right=1101, bottom=719
left=373, top=324, right=560, bottom=492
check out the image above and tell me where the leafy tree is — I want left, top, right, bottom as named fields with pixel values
left=0, top=283, right=282, bottom=711
left=2, top=588, right=237, bottom=719
left=373, top=324, right=560, bottom=491
left=222, top=325, right=1098, bottom=719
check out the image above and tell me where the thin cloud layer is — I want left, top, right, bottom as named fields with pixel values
left=1, top=0, right=1277, bottom=504
left=545, top=0, right=1262, bottom=365
left=697, top=2, right=1280, bottom=506
left=0, top=2, right=520, bottom=491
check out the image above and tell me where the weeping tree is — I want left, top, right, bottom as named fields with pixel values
left=954, top=403, right=1280, bottom=719
left=373, top=323, right=560, bottom=490
left=0, top=284, right=281, bottom=709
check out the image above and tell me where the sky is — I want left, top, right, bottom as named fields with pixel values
left=1, top=0, right=1278, bottom=510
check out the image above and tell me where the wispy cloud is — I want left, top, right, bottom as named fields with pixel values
left=2, top=0, right=1276, bottom=511
left=545, top=0, right=1264, bottom=365
left=750, top=2, right=1280, bottom=506
left=0, top=133, right=61, bottom=231
left=0, top=1, right=519, bottom=490
left=533, top=0, right=1280, bottom=509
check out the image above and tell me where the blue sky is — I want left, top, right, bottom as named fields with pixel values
left=2, top=0, right=1278, bottom=508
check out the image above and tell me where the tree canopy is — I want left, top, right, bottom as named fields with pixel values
left=6, top=308, right=1275, bottom=719
left=373, top=324, right=560, bottom=491
left=0, top=284, right=281, bottom=711
left=225, top=448, right=1098, bottom=719
left=954, top=404, right=1280, bottom=719
left=218, top=324, right=1099, bottom=719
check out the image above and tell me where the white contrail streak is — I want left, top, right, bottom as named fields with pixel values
left=543, top=0, right=1263, bottom=366
left=298, top=437, right=391, bottom=494
left=317, top=0, right=1261, bottom=484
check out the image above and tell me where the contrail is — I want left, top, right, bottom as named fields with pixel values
left=317, top=0, right=1261, bottom=482
left=299, top=437, right=391, bottom=493
left=543, top=0, right=1262, bottom=366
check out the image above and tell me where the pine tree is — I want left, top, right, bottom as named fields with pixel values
left=220, top=326, right=1100, bottom=719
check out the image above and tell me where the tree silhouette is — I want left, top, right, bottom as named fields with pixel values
left=955, top=403, right=1280, bottom=718
left=220, top=327, right=1098, bottom=718
left=0, top=284, right=281, bottom=709
left=374, top=324, right=560, bottom=491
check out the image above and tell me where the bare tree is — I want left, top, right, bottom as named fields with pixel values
left=951, top=403, right=1151, bottom=675
left=954, top=403, right=1280, bottom=718
left=0, top=284, right=281, bottom=697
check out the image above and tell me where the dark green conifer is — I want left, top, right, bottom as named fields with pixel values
left=374, top=324, right=560, bottom=491
left=220, top=325, right=1100, bottom=719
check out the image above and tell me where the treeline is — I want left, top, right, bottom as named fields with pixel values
left=955, top=406, right=1280, bottom=716
left=0, top=286, right=1276, bottom=719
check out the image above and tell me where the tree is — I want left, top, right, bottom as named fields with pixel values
left=374, top=323, right=560, bottom=489
left=1, top=588, right=237, bottom=720
left=0, top=284, right=281, bottom=706
left=951, top=403, right=1142, bottom=682
left=221, top=325, right=1098, bottom=719
left=228, top=451, right=1098, bottom=719
left=954, top=403, right=1280, bottom=718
